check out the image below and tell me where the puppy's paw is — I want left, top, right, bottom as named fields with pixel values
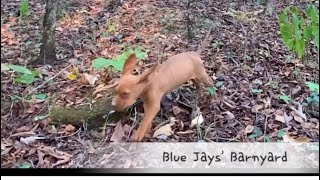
left=129, top=131, right=144, bottom=142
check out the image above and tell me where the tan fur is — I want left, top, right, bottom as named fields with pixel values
left=111, top=30, right=213, bottom=141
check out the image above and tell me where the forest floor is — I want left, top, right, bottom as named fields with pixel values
left=1, top=0, right=319, bottom=168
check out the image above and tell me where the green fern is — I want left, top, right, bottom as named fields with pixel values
left=20, top=0, right=29, bottom=18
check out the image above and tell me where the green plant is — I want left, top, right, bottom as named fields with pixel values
left=251, top=88, right=263, bottom=94
left=20, top=0, right=29, bottom=19
left=278, top=5, right=319, bottom=59
left=92, top=48, right=146, bottom=71
left=305, top=81, right=319, bottom=105
left=19, top=163, right=31, bottom=168
left=206, top=86, right=216, bottom=95
left=1, top=63, right=39, bottom=84
left=279, top=95, right=291, bottom=104
left=105, top=20, right=117, bottom=35
left=248, top=126, right=263, bottom=139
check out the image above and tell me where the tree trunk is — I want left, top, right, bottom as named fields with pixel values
left=38, top=0, right=58, bottom=65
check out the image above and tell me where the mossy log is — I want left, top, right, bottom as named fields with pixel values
left=49, top=96, right=129, bottom=129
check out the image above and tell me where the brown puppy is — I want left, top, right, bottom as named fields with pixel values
left=111, top=29, right=214, bottom=141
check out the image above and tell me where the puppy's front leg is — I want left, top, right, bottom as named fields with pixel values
left=130, top=95, right=161, bottom=142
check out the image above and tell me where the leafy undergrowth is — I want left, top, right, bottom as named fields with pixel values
left=1, top=0, right=319, bottom=168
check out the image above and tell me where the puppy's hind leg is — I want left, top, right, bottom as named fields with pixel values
left=196, top=66, right=214, bottom=87
left=191, top=79, right=204, bottom=98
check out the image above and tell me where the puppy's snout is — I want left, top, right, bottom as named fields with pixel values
left=111, top=99, right=116, bottom=106
left=111, top=97, right=123, bottom=111
left=111, top=98, right=117, bottom=109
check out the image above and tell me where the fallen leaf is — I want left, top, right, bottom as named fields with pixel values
left=66, top=67, right=79, bottom=80
left=123, top=124, right=132, bottom=133
left=11, top=123, right=39, bottom=137
left=261, top=109, right=275, bottom=115
left=26, top=104, right=36, bottom=114
left=37, top=146, right=72, bottom=168
left=190, top=114, right=204, bottom=128
left=283, top=132, right=311, bottom=143
left=274, top=109, right=285, bottom=123
left=15, top=126, right=31, bottom=133
left=75, top=98, right=85, bottom=104
left=20, top=136, right=47, bottom=145
left=303, top=122, right=319, bottom=131
left=292, top=86, right=301, bottom=95
left=251, top=104, right=264, bottom=113
left=172, top=106, right=182, bottom=115
left=222, top=111, right=235, bottom=120
left=67, top=73, right=78, bottom=80
left=289, top=104, right=307, bottom=121
left=176, top=130, right=194, bottom=135
left=244, top=125, right=254, bottom=134
left=262, top=97, right=271, bottom=108
left=153, top=123, right=174, bottom=138
left=1, top=63, right=9, bottom=72
left=110, top=121, right=125, bottom=143
left=291, top=111, right=305, bottom=124
left=81, top=73, right=97, bottom=85
left=39, top=118, right=52, bottom=127
left=284, top=112, right=293, bottom=124
left=64, top=124, right=76, bottom=132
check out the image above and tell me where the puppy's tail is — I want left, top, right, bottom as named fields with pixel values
left=196, top=28, right=212, bottom=54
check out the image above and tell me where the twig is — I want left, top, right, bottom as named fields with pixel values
left=239, top=23, right=248, bottom=60
left=30, top=64, right=72, bottom=93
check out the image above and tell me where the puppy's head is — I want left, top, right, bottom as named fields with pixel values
left=111, top=54, right=156, bottom=111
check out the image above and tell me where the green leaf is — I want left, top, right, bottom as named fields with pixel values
left=304, top=25, right=313, bottom=41
left=8, top=64, right=32, bottom=74
left=19, top=163, right=31, bottom=168
left=92, top=58, right=112, bottom=70
left=215, top=81, right=224, bottom=88
left=109, top=60, right=125, bottom=71
left=264, top=136, right=272, bottom=142
left=306, top=96, right=313, bottom=103
left=311, top=91, right=318, bottom=97
left=313, top=95, right=319, bottom=103
left=14, top=74, right=36, bottom=84
left=292, top=11, right=300, bottom=32
left=207, top=87, right=216, bottom=95
left=294, top=38, right=305, bottom=58
left=315, top=32, right=319, bottom=49
left=312, top=24, right=319, bottom=49
left=251, top=89, right=263, bottom=94
left=280, top=23, right=294, bottom=50
left=277, top=130, right=286, bottom=138
left=34, top=93, right=47, bottom=100
left=134, top=49, right=146, bottom=59
left=252, top=79, right=263, bottom=85
left=300, top=16, right=305, bottom=29
left=20, top=0, right=29, bottom=18
left=305, top=81, right=319, bottom=93
left=10, top=95, right=23, bottom=101
left=1, top=63, right=10, bottom=72
left=306, top=5, right=319, bottom=24
left=248, top=127, right=263, bottom=139
left=279, top=6, right=290, bottom=23
left=248, top=134, right=258, bottom=139
left=294, top=29, right=302, bottom=40
left=254, top=127, right=263, bottom=136
left=25, top=40, right=32, bottom=46
left=279, top=95, right=291, bottom=104
left=114, top=52, right=129, bottom=62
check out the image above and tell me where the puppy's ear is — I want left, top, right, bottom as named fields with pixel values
left=122, top=54, right=138, bottom=75
left=138, top=63, right=158, bottom=83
